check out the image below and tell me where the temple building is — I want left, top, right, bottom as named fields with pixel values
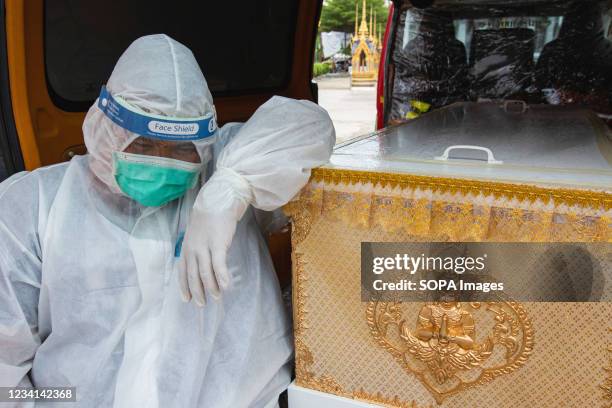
left=351, top=0, right=381, bottom=86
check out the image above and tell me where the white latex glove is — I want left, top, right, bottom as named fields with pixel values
left=178, top=168, right=251, bottom=306
left=178, top=96, right=335, bottom=306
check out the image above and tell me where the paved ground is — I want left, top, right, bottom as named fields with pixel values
left=315, top=75, right=377, bottom=144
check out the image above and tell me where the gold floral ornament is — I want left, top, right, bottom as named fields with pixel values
left=284, top=183, right=323, bottom=246
left=366, top=301, right=534, bottom=404
left=295, top=337, right=344, bottom=395
left=295, top=337, right=433, bottom=408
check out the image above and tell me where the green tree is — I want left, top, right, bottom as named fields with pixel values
left=320, top=0, right=389, bottom=34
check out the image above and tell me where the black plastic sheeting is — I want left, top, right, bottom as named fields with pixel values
left=389, top=1, right=612, bottom=127
left=391, top=9, right=468, bottom=120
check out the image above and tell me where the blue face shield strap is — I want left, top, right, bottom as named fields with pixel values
left=98, top=86, right=217, bottom=141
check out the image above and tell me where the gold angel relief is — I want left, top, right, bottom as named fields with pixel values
left=366, top=300, right=534, bottom=404
left=400, top=301, right=494, bottom=385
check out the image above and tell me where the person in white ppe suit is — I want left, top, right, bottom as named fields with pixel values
left=0, top=34, right=335, bottom=407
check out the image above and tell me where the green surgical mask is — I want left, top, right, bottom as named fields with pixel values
left=113, top=151, right=202, bottom=207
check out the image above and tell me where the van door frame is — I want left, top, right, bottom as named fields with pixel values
left=0, top=0, right=24, bottom=177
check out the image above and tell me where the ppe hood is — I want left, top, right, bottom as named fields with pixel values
left=83, top=34, right=216, bottom=194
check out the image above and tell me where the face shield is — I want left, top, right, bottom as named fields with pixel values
left=83, top=34, right=217, bottom=207
left=97, top=86, right=218, bottom=207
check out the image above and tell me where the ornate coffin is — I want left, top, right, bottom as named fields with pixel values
left=284, top=102, right=612, bottom=407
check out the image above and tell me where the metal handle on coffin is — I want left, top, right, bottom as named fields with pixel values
left=434, top=145, right=504, bottom=164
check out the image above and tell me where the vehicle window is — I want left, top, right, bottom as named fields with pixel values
left=45, top=0, right=299, bottom=111
left=388, top=1, right=612, bottom=127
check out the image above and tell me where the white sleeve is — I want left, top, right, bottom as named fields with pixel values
left=0, top=173, right=42, bottom=390
left=213, top=96, right=335, bottom=211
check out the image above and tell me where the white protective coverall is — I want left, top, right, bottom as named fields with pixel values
left=0, top=34, right=334, bottom=407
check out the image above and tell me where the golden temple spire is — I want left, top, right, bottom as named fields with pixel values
left=350, top=0, right=381, bottom=84
left=354, top=1, right=358, bottom=37
left=369, top=4, right=373, bottom=39
left=362, top=0, right=367, bottom=25
left=358, top=0, right=369, bottom=38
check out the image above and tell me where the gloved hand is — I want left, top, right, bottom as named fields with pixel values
left=177, top=168, right=252, bottom=306
left=178, top=96, right=335, bottom=306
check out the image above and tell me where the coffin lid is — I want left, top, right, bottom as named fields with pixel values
left=328, top=102, right=612, bottom=191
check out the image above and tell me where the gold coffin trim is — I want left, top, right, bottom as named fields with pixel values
left=311, top=168, right=612, bottom=211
